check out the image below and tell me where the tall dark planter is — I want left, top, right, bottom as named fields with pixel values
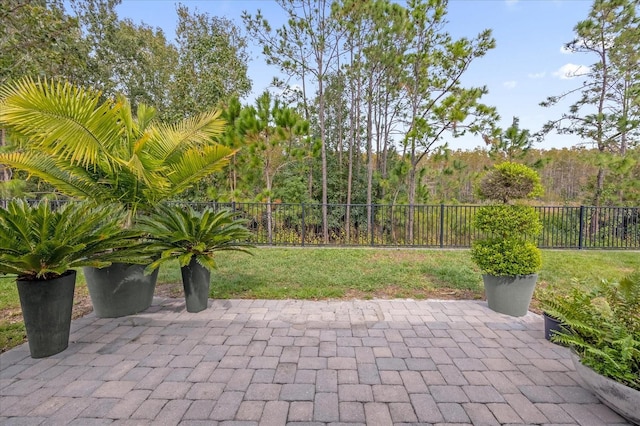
left=17, top=270, right=76, bottom=358
left=543, top=312, right=564, bottom=341
left=483, top=274, right=537, bottom=317
left=84, top=263, right=158, bottom=318
left=180, top=257, right=211, bottom=313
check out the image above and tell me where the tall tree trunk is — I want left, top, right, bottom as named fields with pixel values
left=346, top=56, right=363, bottom=243
left=408, top=151, right=417, bottom=243
left=620, top=73, right=630, bottom=156
left=230, top=156, right=237, bottom=199
left=594, top=45, right=608, bottom=207
left=345, top=50, right=356, bottom=243
left=336, top=55, right=343, bottom=174
left=319, top=63, right=329, bottom=244
left=299, top=51, right=314, bottom=202
left=593, top=166, right=606, bottom=208
left=366, top=79, right=374, bottom=235
left=381, top=90, right=392, bottom=181
left=407, top=94, right=419, bottom=243
left=308, top=161, right=313, bottom=200
left=0, top=128, right=9, bottom=184
left=346, top=134, right=354, bottom=241
left=589, top=166, right=606, bottom=239
left=265, top=168, right=273, bottom=245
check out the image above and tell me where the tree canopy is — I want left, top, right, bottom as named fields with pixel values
left=0, top=0, right=638, bottom=210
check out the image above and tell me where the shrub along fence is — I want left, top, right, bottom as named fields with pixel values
left=2, top=200, right=638, bottom=249
left=187, top=202, right=640, bottom=249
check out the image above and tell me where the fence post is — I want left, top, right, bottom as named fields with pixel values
left=231, top=201, right=236, bottom=213
left=578, top=205, right=585, bottom=249
left=370, top=204, right=375, bottom=246
left=301, top=203, right=305, bottom=247
left=440, top=203, right=445, bottom=248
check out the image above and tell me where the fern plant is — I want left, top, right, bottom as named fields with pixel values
left=544, top=272, right=640, bottom=390
left=137, top=204, right=254, bottom=273
left=0, top=200, right=147, bottom=280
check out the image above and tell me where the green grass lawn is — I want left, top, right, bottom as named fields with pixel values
left=1, top=248, right=638, bottom=352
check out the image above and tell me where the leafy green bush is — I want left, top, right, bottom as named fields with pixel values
left=477, top=161, right=544, bottom=203
left=471, top=162, right=543, bottom=276
left=471, top=238, right=541, bottom=276
left=473, top=204, right=542, bottom=237
left=544, top=272, right=640, bottom=390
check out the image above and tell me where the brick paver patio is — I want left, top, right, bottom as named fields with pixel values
left=0, top=298, right=632, bottom=425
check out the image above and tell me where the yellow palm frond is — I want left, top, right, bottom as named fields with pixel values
left=135, top=103, right=157, bottom=133
left=0, top=151, right=112, bottom=201
left=165, top=144, right=236, bottom=197
left=0, top=78, right=124, bottom=170
left=124, top=153, right=170, bottom=198
left=0, top=78, right=235, bottom=213
left=151, top=109, right=226, bottom=163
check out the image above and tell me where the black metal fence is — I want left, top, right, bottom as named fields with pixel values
left=3, top=199, right=638, bottom=249
left=189, top=202, right=640, bottom=249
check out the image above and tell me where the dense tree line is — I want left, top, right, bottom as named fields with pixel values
left=1, top=0, right=639, bottom=242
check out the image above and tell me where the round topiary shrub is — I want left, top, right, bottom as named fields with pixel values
left=473, top=204, right=543, bottom=238
left=471, top=161, right=543, bottom=277
left=471, top=238, right=542, bottom=276
left=477, top=161, right=544, bottom=203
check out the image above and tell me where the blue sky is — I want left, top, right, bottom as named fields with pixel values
left=115, top=0, right=595, bottom=151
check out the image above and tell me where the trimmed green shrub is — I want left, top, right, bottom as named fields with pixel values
left=478, top=161, right=544, bottom=203
left=473, top=204, right=542, bottom=237
left=471, top=162, right=543, bottom=277
left=471, top=238, right=541, bottom=276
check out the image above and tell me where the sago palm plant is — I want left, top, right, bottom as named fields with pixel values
left=0, top=199, right=146, bottom=280
left=138, top=204, right=254, bottom=274
left=0, top=78, right=235, bottom=226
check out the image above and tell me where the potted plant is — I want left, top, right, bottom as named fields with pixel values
left=536, top=284, right=569, bottom=342
left=0, top=78, right=235, bottom=317
left=138, top=204, right=253, bottom=313
left=470, top=162, right=544, bottom=317
left=547, top=272, right=640, bottom=424
left=0, top=199, right=143, bottom=357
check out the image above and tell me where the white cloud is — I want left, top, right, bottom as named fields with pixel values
left=528, top=72, right=546, bottom=79
left=553, top=63, right=591, bottom=80
left=560, top=45, right=573, bottom=54
left=503, top=80, right=517, bottom=89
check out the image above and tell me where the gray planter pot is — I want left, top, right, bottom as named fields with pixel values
left=482, top=274, right=537, bottom=317
left=84, top=263, right=158, bottom=318
left=570, top=352, right=640, bottom=425
left=180, top=257, right=211, bottom=313
left=543, top=311, right=564, bottom=342
left=17, top=270, right=76, bottom=358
